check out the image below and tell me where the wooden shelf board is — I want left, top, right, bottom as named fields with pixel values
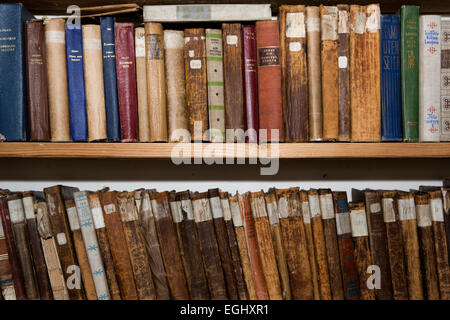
left=0, top=142, right=449, bottom=159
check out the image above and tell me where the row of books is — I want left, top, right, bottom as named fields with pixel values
left=0, top=3, right=449, bottom=143
left=0, top=184, right=449, bottom=300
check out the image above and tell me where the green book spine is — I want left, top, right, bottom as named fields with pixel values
left=400, top=6, right=420, bottom=141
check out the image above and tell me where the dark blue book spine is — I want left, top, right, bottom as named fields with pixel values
left=381, top=15, right=402, bottom=141
left=100, top=17, right=121, bottom=141
left=65, top=24, right=88, bottom=142
left=0, top=4, right=33, bottom=141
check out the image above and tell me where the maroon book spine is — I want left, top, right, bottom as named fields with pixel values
left=115, top=22, right=138, bottom=142
left=242, top=25, right=259, bottom=143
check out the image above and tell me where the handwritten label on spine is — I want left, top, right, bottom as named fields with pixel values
left=350, top=209, right=368, bottom=237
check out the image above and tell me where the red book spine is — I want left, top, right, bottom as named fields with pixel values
left=242, top=25, right=259, bottom=143
left=115, top=22, right=138, bottom=142
left=255, top=20, right=283, bottom=142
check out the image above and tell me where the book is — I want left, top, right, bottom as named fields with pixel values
left=0, top=201, right=17, bottom=299
left=440, top=17, right=450, bottom=141
left=279, top=5, right=309, bottom=142
left=100, top=17, right=121, bottom=142
left=350, top=4, right=381, bottom=141
left=419, top=15, right=441, bottom=142
left=205, top=28, right=225, bottom=142
left=443, top=187, right=450, bottom=266
left=145, top=23, right=168, bottom=142
left=25, top=20, right=50, bottom=141
left=381, top=15, right=403, bottom=141
left=135, top=27, right=150, bottom=142
left=400, top=6, right=420, bottom=142
left=0, top=3, right=33, bottom=141
left=115, top=22, right=138, bottom=142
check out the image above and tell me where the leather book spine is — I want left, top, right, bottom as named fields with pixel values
left=45, top=19, right=71, bottom=141
left=25, top=20, right=50, bottom=141
left=135, top=27, right=150, bottom=142
left=308, top=189, right=332, bottom=299
left=65, top=24, right=88, bottom=142
left=74, top=192, right=111, bottom=300
left=150, top=192, right=189, bottom=299
left=145, top=23, right=168, bottom=142
left=242, top=25, right=259, bottom=143
left=350, top=5, right=381, bottom=141
left=348, top=202, right=375, bottom=300
left=164, top=30, right=189, bottom=143
left=115, top=22, right=138, bottom=142
left=137, top=191, right=170, bottom=299
left=380, top=191, right=408, bottom=300
left=332, top=191, right=360, bottom=300
left=100, top=17, right=121, bottom=142
left=184, top=28, right=208, bottom=141
left=0, top=201, right=17, bottom=299
left=190, top=192, right=226, bottom=299
left=222, top=24, right=245, bottom=142
left=306, top=6, right=323, bottom=141
left=337, top=5, right=351, bottom=141
left=319, top=189, right=344, bottom=299
left=397, top=192, right=424, bottom=299
left=320, top=6, right=339, bottom=141
left=249, top=192, right=282, bottom=300
left=101, top=191, right=138, bottom=300
left=256, top=20, right=283, bottom=142
left=117, top=192, right=156, bottom=300
left=87, top=192, right=121, bottom=300
left=205, top=28, right=225, bottom=142
left=279, top=5, right=308, bottom=142
left=443, top=187, right=450, bottom=271
left=441, top=18, right=450, bottom=141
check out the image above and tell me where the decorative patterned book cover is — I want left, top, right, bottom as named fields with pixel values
left=440, top=17, right=450, bottom=141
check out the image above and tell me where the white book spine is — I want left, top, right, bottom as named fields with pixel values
left=440, top=17, right=450, bottom=141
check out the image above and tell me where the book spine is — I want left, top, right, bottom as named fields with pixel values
left=184, top=28, right=208, bottom=141
left=135, top=27, right=150, bottom=142
left=256, top=20, right=283, bottom=142
left=45, top=19, right=71, bottom=141
left=381, top=15, right=403, bottom=141
left=205, top=28, right=225, bottom=142
left=242, top=25, right=259, bottom=143
left=115, top=22, right=138, bottom=142
left=443, top=188, right=450, bottom=269
left=25, top=20, right=50, bottom=141
left=440, top=18, right=450, bottom=141
left=280, top=5, right=308, bottom=142
left=0, top=205, right=17, bottom=299
left=100, top=17, right=121, bottom=142
left=350, top=5, right=381, bottom=141
left=164, top=30, right=189, bottom=143
left=419, top=15, right=441, bottom=142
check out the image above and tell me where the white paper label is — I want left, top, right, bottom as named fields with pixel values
left=306, top=17, right=320, bottom=32
left=7, top=199, right=25, bottom=223
left=289, top=42, right=301, bottom=52
left=210, top=197, right=224, bottom=219
left=22, top=197, right=35, bottom=220
left=278, top=197, right=289, bottom=219
left=46, top=30, right=65, bottom=44
left=416, top=204, right=432, bottom=227
left=103, top=204, right=116, bottom=215
left=286, top=12, right=306, bottom=38
left=135, top=36, right=145, bottom=57
left=221, top=199, right=232, bottom=221
left=320, top=194, right=335, bottom=219
left=336, top=212, right=351, bottom=235
left=309, top=195, right=321, bottom=218
left=226, top=35, right=238, bottom=45
left=83, top=38, right=101, bottom=50
left=365, top=5, right=381, bottom=33
left=398, top=198, right=416, bottom=221
left=351, top=11, right=366, bottom=34
left=190, top=59, right=201, bottom=69
left=370, top=202, right=381, bottom=213
left=0, top=219, right=4, bottom=238
left=192, top=199, right=212, bottom=222
left=430, top=198, right=444, bottom=222
left=164, top=31, right=184, bottom=49
left=67, top=207, right=80, bottom=231
left=141, top=198, right=151, bottom=214
left=57, top=233, right=67, bottom=245
left=301, top=202, right=311, bottom=224
left=230, top=202, right=243, bottom=227
left=350, top=209, right=368, bottom=237
left=188, top=50, right=194, bottom=57
left=91, top=207, right=105, bottom=229
left=266, top=202, right=279, bottom=225
left=181, top=199, right=194, bottom=220
left=338, top=56, right=348, bottom=69
left=338, top=9, right=350, bottom=34
left=170, top=201, right=183, bottom=223
left=184, top=36, right=190, bottom=44
left=381, top=198, right=396, bottom=223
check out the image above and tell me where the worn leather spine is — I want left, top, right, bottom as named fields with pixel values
left=184, top=29, right=208, bottom=141
left=0, top=198, right=17, bottom=300
left=443, top=187, right=450, bottom=273
left=280, top=5, right=308, bottom=142
left=135, top=27, right=150, bottom=142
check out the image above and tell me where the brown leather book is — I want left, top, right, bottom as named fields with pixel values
left=135, top=27, right=150, bottom=142
left=319, top=189, right=344, bottom=299
left=441, top=187, right=450, bottom=270
left=190, top=192, right=227, bottom=299
left=117, top=192, right=156, bottom=300
left=264, top=190, right=291, bottom=300
left=249, top=191, right=282, bottom=300
left=256, top=20, right=283, bottom=142
left=414, top=192, right=440, bottom=299
left=26, top=20, right=50, bottom=141
left=44, top=185, right=84, bottom=299
left=150, top=191, right=189, bottom=300
left=279, top=5, right=308, bottom=142
left=350, top=4, right=381, bottom=141
left=101, top=191, right=138, bottom=300
left=380, top=191, right=408, bottom=300
left=184, top=28, right=208, bottom=141
left=0, top=197, right=17, bottom=300
left=348, top=202, right=375, bottom=300
left=397, top=192, right=424, bottom=300
left=222, top=23, right=245, bottom=142
left=87, top=192, right=121, bottom=300
left=145, top=23, right=168, bottom=142
left=320, top=6, right=339, bottom=141
left=306, top=6, right=323, bottom=141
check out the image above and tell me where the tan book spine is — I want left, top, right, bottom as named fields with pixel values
left=135, top=27, right=150, bottom=142
left=44, top=19, right=71, bottom=141
left=145, top=23, right=168, bottom=142
left=82, top=25, right=107, bottom=141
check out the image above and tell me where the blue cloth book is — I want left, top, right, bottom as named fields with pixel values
left=100, top=17, right=121, bottom=141
left=65, top=23, right=88, bottom=142
left=0, top=3, right=33, bottom=141
left=381, top=15, right=403, bottom=141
